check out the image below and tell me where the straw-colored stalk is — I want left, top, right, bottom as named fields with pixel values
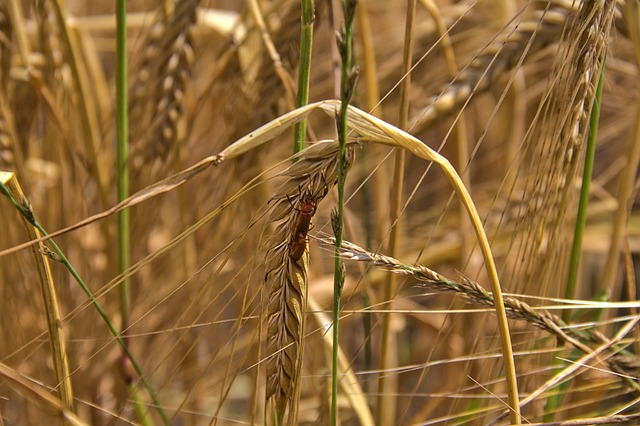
left=0, top=171, right=74, bottom=414
left=377, top=1, right=416, bottom=423
left=247, top=0, right=297, bottom=109
left=600, top=0, right=640, bottom=294
left=42, top=0, right=107, bottom=203
left=306, top=295, right=375, bottom=426
left=0, top=361, right=86, bottom=426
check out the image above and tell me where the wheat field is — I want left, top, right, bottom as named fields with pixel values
left=1, top=0, right=640, bottom=425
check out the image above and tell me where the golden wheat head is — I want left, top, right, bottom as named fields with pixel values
left=264, top=141, right=354, bottom=424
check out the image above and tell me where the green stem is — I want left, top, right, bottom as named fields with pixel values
left=116, top=0, right=131, bottom=348
left=293, top=0, right=314, bottom=156
left=117, top=1, right=146, bottom=423
left=333, top=1, right=357, bottom=425
left=564, top=58, right=605, bottom=319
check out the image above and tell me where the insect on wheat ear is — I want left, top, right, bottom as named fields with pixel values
left=289, top=190, right=317, bottom=261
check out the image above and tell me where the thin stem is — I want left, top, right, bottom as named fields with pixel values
left=356, top=0, right=381, bottom=117
left=293, top=0, right=315, bottom=156
left=356, top=0, right=382, bottom=379
left=601, top=0, right=640, bottom=293
left=116, top=1, right=147, bottom=422
left=333, top=1, right=357, bottom=425
left=418, top=0, right=471, bottom=263
left=116, top=0, right=131, bottom=354
left=358, top=153, right=374, bottom=387
left=50, top=0, right=109, bottom=208
left=564, top=59, right=605, bottom=321
left=377, top=1, right=414, bottom=423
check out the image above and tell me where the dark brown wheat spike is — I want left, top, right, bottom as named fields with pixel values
left=0, top=5, right=22, bottom=172
left=129, top=0, right=199, bottom=175
left=504, top=0, right=616, bottom=295
left=411, top=0, right=591, bottom=133
left=264, top=142, right=354, bottom=425
left=213, top=0, right=301, bottom=144
left=0, top=90, right=20, bottom=171
left=36, top=1, right=66, bottom=93
left=0, top=4, right=10, bottom=90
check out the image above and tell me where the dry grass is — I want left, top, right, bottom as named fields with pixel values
left=1, top=0, right=640, bottom=425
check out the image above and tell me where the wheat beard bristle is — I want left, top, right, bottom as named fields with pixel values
left=264, top=142, right=354, bottom=423
left=506, top=0, right=615, bottom=292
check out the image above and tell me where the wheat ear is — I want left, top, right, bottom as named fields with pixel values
left=0, top=5, right=25, bottom=182
left=505, top=0, right=615, bottom=295
left=327, top=237, right=640, bottom=377
left=130, top=0, right=198, bottom=171
left=0, top=4, right=11, bottom=90
left=412, top=0, right=581, bottom=133
left=264, top=141, right=354, bottom=424
left=0, top=91, right=22, bottom=170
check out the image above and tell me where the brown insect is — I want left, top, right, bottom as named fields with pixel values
left=289, top=191, right=316, bottom=261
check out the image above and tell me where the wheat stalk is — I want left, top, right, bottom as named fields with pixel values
left=264, top=141, right=355, bottom=424
left=0, top=172, right=74, bottom=413
left=0, top=361, right=86, bottom=426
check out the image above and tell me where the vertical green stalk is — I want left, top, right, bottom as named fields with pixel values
left=116, top=0, right=130, bottom=336
left=115, top=0, right=135, bottom=397
left=117, top=3, right=152, bottom=425
left=293, top=0, right=314, bottom=156
left=333, top=2, right=357, bottom=425
left=544, top=57, right=605, bottom=422
left=563, top=59, right=605, bottom=320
